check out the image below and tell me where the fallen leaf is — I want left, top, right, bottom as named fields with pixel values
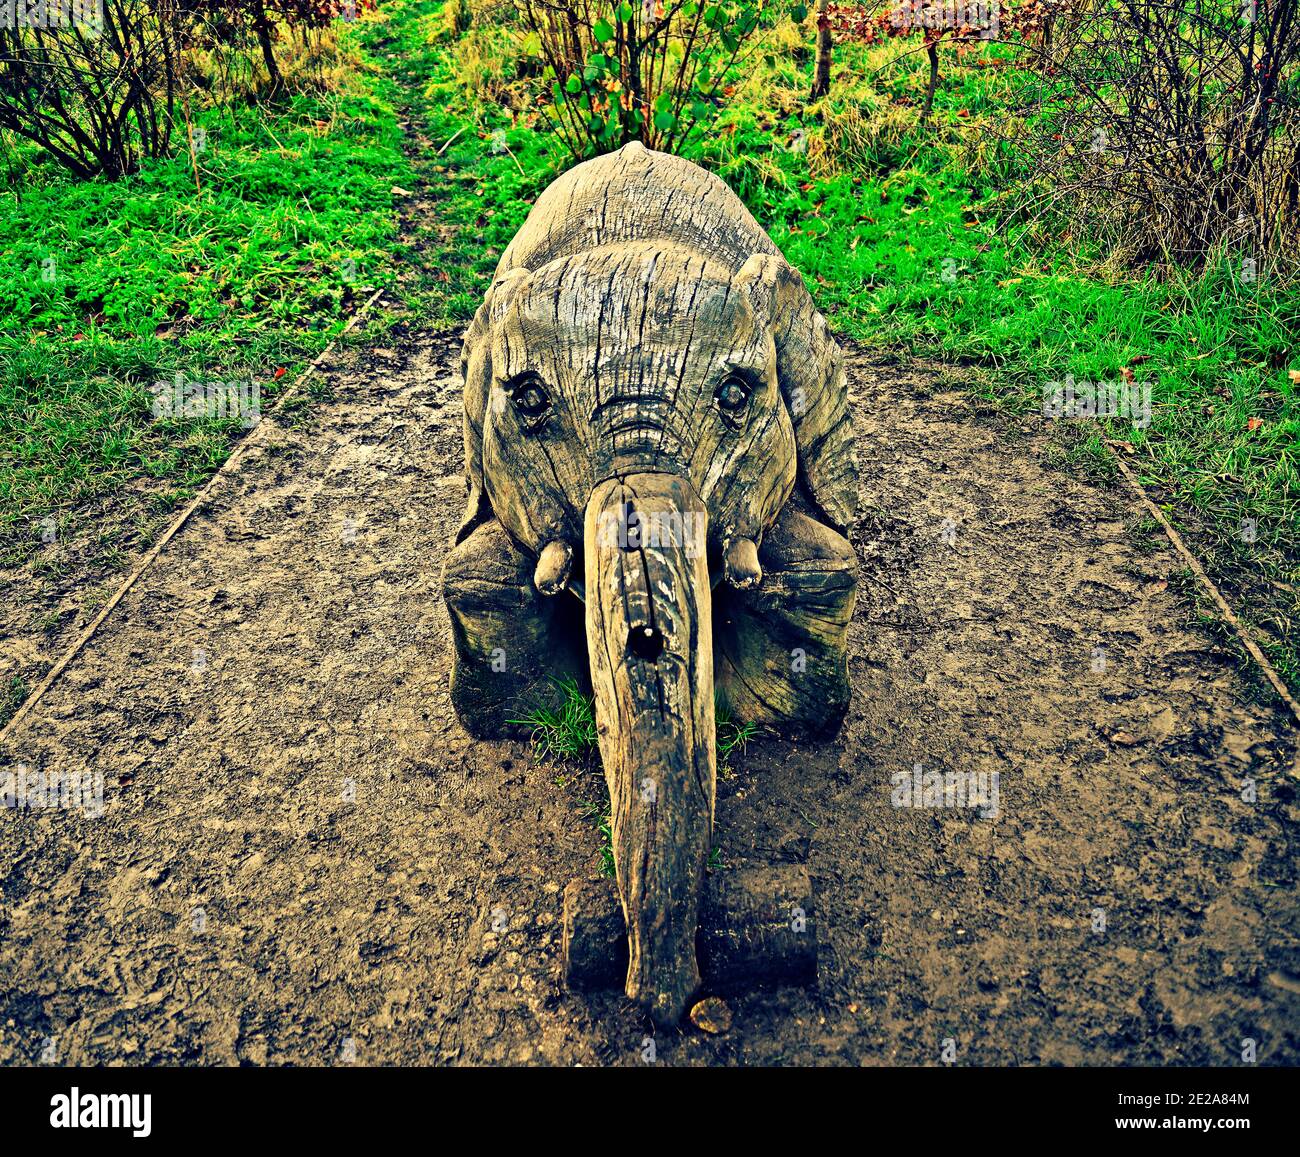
left=390, top=185, right=413, bottom=196
left=273, top=367, right=287, bottom=380
left=1289, top=370, right=1300, bottom=385
left=1247, top=417, right=1264, bottom=431
left=689, top=996, right=733, bottom=1035
left=1120, top=366, right=1135, bottom=383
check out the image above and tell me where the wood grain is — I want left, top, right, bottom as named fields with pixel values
left=584, top=472, right=715, bottom=1024
left=446, top=142, right=860, bottom=1019
left=563, top=867, right=817, bottom=994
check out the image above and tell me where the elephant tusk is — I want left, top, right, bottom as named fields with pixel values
left=534, top=539, right=574, bottom=595
left=723, top=537, right=762, bottom=590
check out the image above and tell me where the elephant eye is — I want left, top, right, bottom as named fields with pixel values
left=508, top=375, right=550, bottom=424
left=715, top=374, right=753, bottom=417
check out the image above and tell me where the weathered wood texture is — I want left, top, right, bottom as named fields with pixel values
left=563, top=867, right=816, bottom=993
left=445, top=141, right=858, bottom=1022
left=585, top=472, right=715, bottom=1025
left=714, top=493, right=858, bottom=734
left=457, top=141, right=856, bottom=553
left=442, top=518, right=586, bottom=737
left=463, top=243, right=800, bottom=572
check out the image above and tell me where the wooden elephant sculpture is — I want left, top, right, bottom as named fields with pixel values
left=443, top=142, right=858, bottom=1025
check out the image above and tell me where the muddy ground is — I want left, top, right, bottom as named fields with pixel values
left=1, top=330, right=1297, bottom=1066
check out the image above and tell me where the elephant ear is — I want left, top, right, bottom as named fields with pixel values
left=456, top=267, right=533, bottom=543
left=733, top=254, right=857, bottom=531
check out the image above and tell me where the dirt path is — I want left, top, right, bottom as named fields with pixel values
left=1, top=333, right=1296, bottom=1066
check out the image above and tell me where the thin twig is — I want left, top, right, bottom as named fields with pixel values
left=1105, top=441, right=1300, bottom=772
left=437, top=125, right=467, bottom=155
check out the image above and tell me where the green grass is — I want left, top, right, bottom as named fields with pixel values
left=508, top=674, right=598, bottom=761
left=0, top=675, right=28, bottom=728
left=0, top=26, right=414, bottom=554
left=510, top=674, right=757, bottom=768
left=576, top=797, right=617, bottom=878
left=715, top=699, right=757, bottom=778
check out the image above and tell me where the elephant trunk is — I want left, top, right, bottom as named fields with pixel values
left=583, top=472, right=716, bottom=1025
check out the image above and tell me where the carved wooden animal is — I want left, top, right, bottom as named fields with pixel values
left=443, top=142, right=857, bottom=1025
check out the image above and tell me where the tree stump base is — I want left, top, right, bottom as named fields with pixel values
left=562, top=866, right=817, bottom=996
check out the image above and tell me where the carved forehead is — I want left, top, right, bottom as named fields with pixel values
left=507, top=245, right=757, bottom=358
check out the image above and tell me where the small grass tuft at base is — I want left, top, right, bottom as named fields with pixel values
left=511, top=675, right=759, bottom=769
left=508, top=674, right=597, bottom=762
left=715, top=697, right=757, bottom=779
left=514, top=677, right=752, bottom=877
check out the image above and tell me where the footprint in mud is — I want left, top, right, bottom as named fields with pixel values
left=1069, top=579, right=1137, bottom=611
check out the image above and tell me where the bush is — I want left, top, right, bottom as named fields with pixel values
left=0, top=1, right=381, bottom=180
left=0, top=1, right=186, bottom=178
left=1009, top=0, right=1300, bottom=269
left=188, top=0, right=378, bottom=97
left=518, top=0, right=790, bottom=158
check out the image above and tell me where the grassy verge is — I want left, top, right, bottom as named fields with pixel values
left=0, top=26, right=414, bottom=560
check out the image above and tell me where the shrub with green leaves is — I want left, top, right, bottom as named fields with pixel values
left=518, top=0, right=801, bottom=157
